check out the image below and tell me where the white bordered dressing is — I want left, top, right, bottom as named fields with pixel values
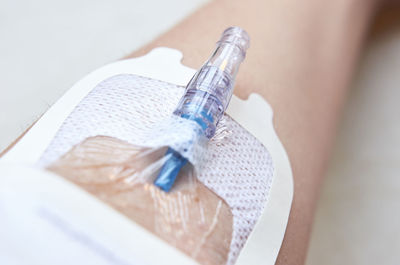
left=0, top=47, right=293, bottom=265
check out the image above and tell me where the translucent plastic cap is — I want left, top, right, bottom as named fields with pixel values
left=218, top=26, right=250, bottom=57
left=206, top=26, right=250, bottom=81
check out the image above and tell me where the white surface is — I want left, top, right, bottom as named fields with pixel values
left=1, top=47, right=293, bottom=265
left=0, top=0, right=209, bottom=152
left=0, top=165, right=198, bottom=265
left=306, top=20, right=400, bottom=265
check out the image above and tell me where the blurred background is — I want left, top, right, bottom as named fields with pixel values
left=1, top=1, right=399, bottom=264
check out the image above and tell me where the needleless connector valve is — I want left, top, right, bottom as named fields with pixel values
left=154, top=26, right=250, bottom=192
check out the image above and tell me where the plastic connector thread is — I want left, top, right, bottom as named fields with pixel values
left=154, top=26, right=250, bottom=192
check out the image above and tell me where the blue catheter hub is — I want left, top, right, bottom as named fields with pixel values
left=154, top=148, right=188, bottom=192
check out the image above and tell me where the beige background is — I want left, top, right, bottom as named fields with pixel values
left=1, top=1, right=399, bottom=264
left=306, top=11, right=400, bottom=265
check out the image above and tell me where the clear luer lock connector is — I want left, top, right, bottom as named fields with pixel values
left=154, top=26, right=250, bottom=191
left=174, top=26, right=250, bottom=138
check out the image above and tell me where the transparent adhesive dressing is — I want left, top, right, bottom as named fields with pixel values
left=47, top=27, right=251, bottom=265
